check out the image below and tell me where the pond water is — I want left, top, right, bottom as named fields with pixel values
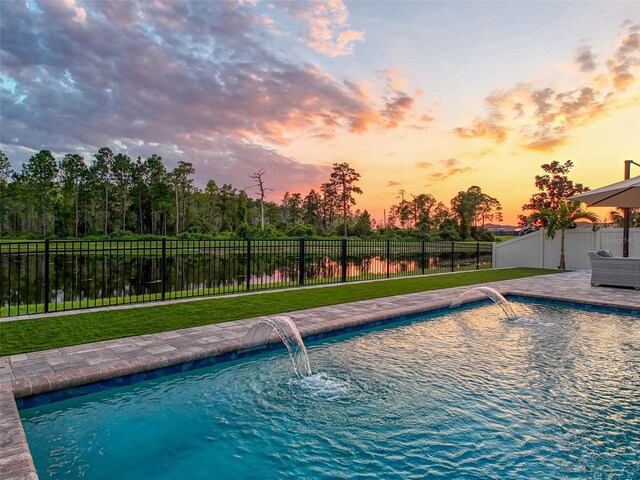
left=1, top=247, right=489, bottom=310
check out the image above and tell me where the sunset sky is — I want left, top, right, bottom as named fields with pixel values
left=1, top=0, right=639, bottom=224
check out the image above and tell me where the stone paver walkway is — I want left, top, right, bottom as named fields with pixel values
left=1, top=270, right=638, bottom=479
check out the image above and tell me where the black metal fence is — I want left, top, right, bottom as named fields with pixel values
left=0, top=239, right=493, bottom=317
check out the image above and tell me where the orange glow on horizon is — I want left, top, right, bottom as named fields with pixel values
left=279, top=91, right=640, bottom=226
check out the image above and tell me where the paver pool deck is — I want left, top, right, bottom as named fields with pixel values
left=1, top=270, right=638, bottom=479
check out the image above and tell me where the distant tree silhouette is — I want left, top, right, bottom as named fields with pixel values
left=247, top=169, right=272, bottom=231
left=521, top=160, right=589, bottom=226
left=328, top=163, right=362, bottom=238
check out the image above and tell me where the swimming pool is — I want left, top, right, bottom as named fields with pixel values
left=19, top=300, right=640, bottom=479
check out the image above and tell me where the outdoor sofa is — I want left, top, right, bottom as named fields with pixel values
left=588, top=251, right=640, bottom=289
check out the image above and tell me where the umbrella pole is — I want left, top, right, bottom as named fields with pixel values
left=623, top=160, right=640, bottom=257
left=624, top=210, right=630, bottom=257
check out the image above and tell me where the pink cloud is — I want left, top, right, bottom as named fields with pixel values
left=454, top=118, right=508, bottom=143
left=440, top=158, right=458, bottom=168
left=454, top=24, right=640, bottom=152
left=0, top=0, right=423, bottom=175
left=607, top=30, right=640, bottom=91
left=278, top=0, right=364, bottom=56
left=428, top=166, right=474, bottom=181
left=381, top=95, right=415, bottom=128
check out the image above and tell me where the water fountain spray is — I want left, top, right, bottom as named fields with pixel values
left=243, top=315, right=312, bottom=377
left=449, top=287, right=518, bottom=321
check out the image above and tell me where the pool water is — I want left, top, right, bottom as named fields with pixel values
left=20, top=301, right=640, bottom=479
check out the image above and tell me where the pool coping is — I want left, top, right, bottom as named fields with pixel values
left=1, top=271, right=638, bottom=479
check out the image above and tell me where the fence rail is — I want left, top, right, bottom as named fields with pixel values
left=0, top=239, right=493, bottom=317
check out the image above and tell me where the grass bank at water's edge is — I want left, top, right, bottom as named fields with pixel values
left=0, top=268, right=557, bottom=355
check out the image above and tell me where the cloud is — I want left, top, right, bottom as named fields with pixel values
left=427, top=166, right=474, bottom=182
left=454, top=23, right=640, bottom=151
left=576, top=46, right=596, bottom=72
left=0, top=0, right=418, bottom=186
left=439, top=158, right=458, bottom=168
left=383, top=68, right=407, bottom=91
left=410, top=107, right=436, bottom=130
left=520, top=85, right=608, bottom=151
left=419, top=159, right=473, bottom=181
left=531, top=87, right=555, bottom=117
left=558, top=86, right=604, bottom=116
left=58, top=0, right=86, bottom=24
left=381, top=94, right=415, bottom=128
left=343, top=79, right=369, bottom=100
left=277, top=0, right=364, bottom=56
left=606, top=29, right=640, bottom=91
left=619, top=29, right=640, bottom=54
left=512, top=102, right=525, bottom=118
left=524, top=136, right=567, bottom=152
left=386, top=180, right=401, bottom=187
left=621, top=19, right=636, bottom=30
left=376, top=68, right=422, bottom=128
left=454, top=117, right=508, bottom=143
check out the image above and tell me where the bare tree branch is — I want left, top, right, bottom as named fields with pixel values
left=246, top=169, right=273, bottom=230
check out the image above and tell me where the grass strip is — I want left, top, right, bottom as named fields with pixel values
left=0, top=268, right=557, bottom=355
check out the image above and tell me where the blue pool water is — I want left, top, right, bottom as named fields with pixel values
left=20, top=301, right=640, bottom=479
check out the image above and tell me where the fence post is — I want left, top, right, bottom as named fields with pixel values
left=246, top=238, right=251, bottom=291
left=491, top=243, right=496, bottom=269
left=44, top=239, right=50, bottom=313
left=451, top=241, right=455, bottom=272
left=341, top=238, right=347, bottom=283
left=421, top=240, right=426, bottom=275
left=161, top=237, right=167, bottom=301
left=298, top=237, right=305, bottom=286
left=476, top=242, right=480, bottom=270
left=386, top=239, right=390, bottom=278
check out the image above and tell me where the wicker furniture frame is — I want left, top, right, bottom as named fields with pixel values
left=588, top=251, right=640, bottom=289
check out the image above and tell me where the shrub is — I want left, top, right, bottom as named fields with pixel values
left=286, top=224, right=316, bottom=238
left=470, top=227, right=494, bottom=242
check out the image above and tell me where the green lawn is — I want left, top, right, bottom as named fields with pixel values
left=0, top=268, right=557, bottom=355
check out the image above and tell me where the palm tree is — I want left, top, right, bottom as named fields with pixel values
left=527, top=199, right=599, bottom=269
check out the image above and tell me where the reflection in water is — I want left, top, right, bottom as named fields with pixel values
left=1, top=247, right=487, bottom=308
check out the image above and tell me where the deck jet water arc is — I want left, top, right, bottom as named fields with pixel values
left=243, top=315, right=312, bottom=378
left=449, top=287, right=518, bottom=321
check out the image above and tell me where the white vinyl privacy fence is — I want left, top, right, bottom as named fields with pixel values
left=492, top=227, right=640, bottom=270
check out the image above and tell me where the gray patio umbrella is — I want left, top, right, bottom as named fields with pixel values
left=569, top=175, right=640, bottom=208
left=569, top=175, right=640, bottom=257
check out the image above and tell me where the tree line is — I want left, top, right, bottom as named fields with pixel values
left=0, top=148, right=505, bottom=241
left=384, top=186, right=503, bottom=241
